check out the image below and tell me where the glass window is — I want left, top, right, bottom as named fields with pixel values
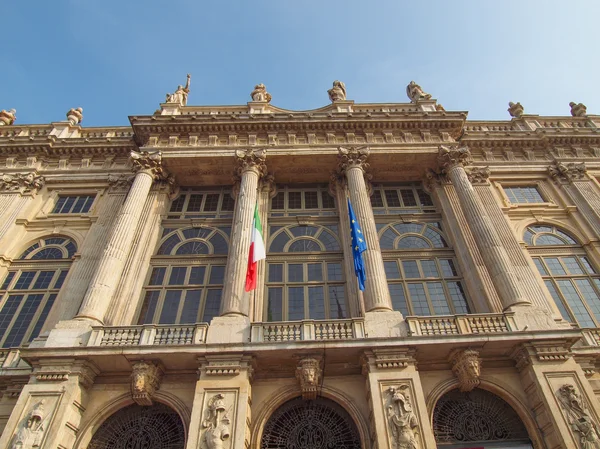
left=52, top=195, right=95, bottom=214
left=504, top=186, right=545, bottom=204
left=269, top=186, right=336, bottom=217
left=167, top=188, right=235, bottom=219
left=370, top=184, right=435, bottom=214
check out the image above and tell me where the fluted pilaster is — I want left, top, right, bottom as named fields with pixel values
left=338, top=147, right=393, bottom=312
left=221, top=149, right=267, bottom=317
left=438, top=145, right=529, bottom=310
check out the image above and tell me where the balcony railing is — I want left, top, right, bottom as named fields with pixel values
left=406, top=313, right=512, bottom=336
left=251, top=319, right=365, bottom=342
left=88, top=323, right=209, bottom=347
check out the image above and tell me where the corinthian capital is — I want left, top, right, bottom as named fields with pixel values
left=437, top=144, right=472, bottom=173
left=549, top=161, right=586, bottom=182
left=235, top=149, right=267, bottom=177
left=337, top=146, right=370, bottom=173
left=0, top=171, right=45, bottom=194
left=130, top=150, right=170, bottom=181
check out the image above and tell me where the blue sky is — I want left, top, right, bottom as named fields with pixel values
left=3, top=1, right=599, bottom=127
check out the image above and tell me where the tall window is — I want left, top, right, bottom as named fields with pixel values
left=265, top=224, right=346, bottom=321
left=380, top=222, right=470, bottom=316
left=138, top=226, right=229, bottom=325
left=0, top=237, right=76, bottom=347
left=270, top=185, right=336, bottom=217
left=526, top=225, right=600, bottom=327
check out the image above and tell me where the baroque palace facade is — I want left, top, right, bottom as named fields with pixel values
left=0, top=80, right=599, bottom=449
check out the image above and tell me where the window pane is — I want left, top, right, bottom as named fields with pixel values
left=532, top=258, right=548, bottom=276
left=271, top=192, right=284, bottom=210
left=321, top=191, right=335, bottom=209
left=288, top=287, right=305, bottom=320
left=288, top=239, right=321, bottom=252
left=169, top=267, right=187, bottom=285
left=400, top=189, right=417, bottom=207
left=62, top=197, right=76, bottom=213
left=370, top=190, right=384, bottom=207
left=159, top=290, right=182, bottom=324
left=14, top=272, right=36, bottom=290
left=398, top=236, right=430, bottom=249
left=203, top=290, right=222, bottom=322
left=269, top=264, right=283, bottom=282
left=307, top=264, right=323, bottom=282
left=149, top=267, right=166, bottom=286
left=402, top=261, right=420, bottom=279
left=288, top=264, right=304, bottom=282
left=384, top=190, right=401, bottom=207
left=189, top=267, right=206, bottom=285
left=221, top=194, right=235, bottom=211
left=3, top=294, right=43, bottom=348
left=328, top=286, right=346, bottom=319
left=305, top=191, right=318, bottom=209
left=138, top=291, right=160, bottom=324
left=416, top=189, right=434, bottom=206
left=203, top=194, right=219, bottom=212
left=447, top=282, right=470, bottom=314
left=563, top=257, right=584, bottom=275
left=170, top=195, right=186, bottom=212
left=544, top=280, right=572, bottom=322
left=269, top=232, right=290, bottom=252
left=267, top=288, right=283, bottom=321
left=556, top=280, right=595, bottom=327
left=408, top=284, right=430, bottom=316
left=1, top=272, right=16, bottom=290
left=505, top=186, right=544, bottom=204
left=389, top=284, right=409, bottom=316
left=574, top=279, right=600, bottom=322
left=421, top=260, right=439, bottom=278
left=29, top=294, right=56, bottom=342
left=327, top=263, right=343, bottom=281
left=544, top=258, right=567, bottom=275
left=33, top=271, right=55, bottom=289
left=53, top=197, right=67, bottom=213
left=53, top=270, right=68, bottom=289
left=288, top=192, right=302, bottom=209
left=187, top=194, right=203, bottom=212
left=308, top=286, right=325, bottom=319
left=536, top=235, right=567, bottom=246
left=0, top=295, right=23, bottom=341
left=209, top=266, right=225, bottom=285
left=427, top=282, right=451, bottom=315
left=580, top=257, right=597, bottom=274
left=180, top=290, right=201, bottom=324
left=384, top=261, right=400, bottom=279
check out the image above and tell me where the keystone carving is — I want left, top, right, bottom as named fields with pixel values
left=549, top=161, right=587, bottom=182
left=0, top=109, right=16, bottom=126
left=131, top=361, right=163, bottom=406
left=165, top=74, right=191, bottom=106
left=449, top=349, right=481, bottom=392
left=0, top=172, right=45, bottom=194
left=386, top=385, right=420, bottom=449
left=11, top=400, right=47, bottom=449
left=66, top=107, right=83, bottom=125
left=250, top=83, right=272, bottom=102
left=337, top=146, right=370, bottom=173
left=295, top=357, right=322, bottom=400
left=406, top=81, right=432, bottom=103
left=437, top=145, right=472, bottom=173
left=201, top=394, right=231, bottom=449
left=234, top=149, right=267, bottom=178
left=557, top=383, right=600, bottom=447
left=466, top=166, right=491, bottom=184
left=130, top=150, right=171, bottom=182
left=570, top=102, right=587, bottom=117
left=508, top=102, right=524, bottom=118
left=328, top=80, right=347, bottom=102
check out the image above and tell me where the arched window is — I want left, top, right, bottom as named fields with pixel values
left=0, top=236, right=76, bottom=347
left=138, top=226, right=230, bottom=325
left=265, top=224, right=345, bottom=321
left=379, top=222, right=471, bottom=316
left=525, top=225, right=600, bottom=327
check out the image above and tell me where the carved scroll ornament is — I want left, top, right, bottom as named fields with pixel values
left=12, top=400, right=46, bottom=449
left=0, top=172, right=44, bottom=194
left=449, top=349, right=482, bottom=392
left=131, top=361, right=163, bottom=406
left=296, top=357, right=322, bottom=400
left=386, top=385, right=420, bottom=449
left=549, top=161, right=587, bottom=182
left=201, top=394, right=231, bottom=449
left=557, top=383, right=600, bottom=447
left=437, top=145, right=472, bottom=173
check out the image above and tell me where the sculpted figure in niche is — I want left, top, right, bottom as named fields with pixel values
left=406, top=81, right=432, bottom=103
left=387, top=385, right=419, bottom=449
left=558, top=384, right=600, bottom=448
left=328, top=80, right=347, bottom=102
left=0, top=109, right=17, bottom=126
left=165, top=74, right=191, bottom=106
left=201, top=394, right=231, bottom=449
left=250, top=83, right=272, bottom=102
left=12, top=400, right=46, bottom=449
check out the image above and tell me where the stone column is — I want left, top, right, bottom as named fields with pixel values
left=437, top=145, right=529, bottom=311
left=75, top=150, right=169, bottom=325
left=220, top=149, right=266, bottom=317
left=0, top=172, right=44, bottom=241
left=337, top=147, right=393, bottom=313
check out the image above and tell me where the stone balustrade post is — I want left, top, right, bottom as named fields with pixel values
left=337, top=147, right=393, bottom=313
left=75, top=150, right=170, bottom=324
left=221, top=149, right=266, bottom=317
left=437, top=145, right=529, bottom=311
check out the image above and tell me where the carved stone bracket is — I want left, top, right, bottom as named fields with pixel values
left=198, top=355, right=254, bottom=378
left=337, top=146, right=370, bottom=173
left=385, top=385, right=420, bottom=449
left=449, top=349, right=481, bottom=392
left=131, top=360, right=163, bottom=406
left=201, top=394, right=231, bottom=449
left=234, top=149, right=267, bottom=178
left=548, top=161, right=587, bottom=182
left=466, top=166, right=491, bottom=185
left=130, top=150, right=171, bottom=182
left=0, top=172, right=45, bottom=194
left=437, top=144, right=472, bottom=173
left=362, top=349, right=416, bottom=374
left=511, top=342, right=573, bottom=372
left=557, top=383, right=600, bottom=446
left=295, top=357, right=322, bottom=400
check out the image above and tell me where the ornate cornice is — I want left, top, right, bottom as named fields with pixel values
left=548, top=161, right=587, bottom=182
left=0, top=171, right=45, bottom=194
left=437, top=144, right=472, bottom=173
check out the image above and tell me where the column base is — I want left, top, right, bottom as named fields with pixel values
left=206, top=315, right=251, bottom=344
left=364, top=310, right=407, bottom=338
left=505, top=305, right=561, bottom=331
left=43, top=320, right=93, bottom=348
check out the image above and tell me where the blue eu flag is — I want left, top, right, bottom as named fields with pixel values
left=348, top=199, right=367, bottom=291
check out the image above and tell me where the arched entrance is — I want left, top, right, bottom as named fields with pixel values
left=261, top=397, right=362, bottom=449
left=87, top=403, right=185, bottom=449
left=433, top=388, right=532, bottom=448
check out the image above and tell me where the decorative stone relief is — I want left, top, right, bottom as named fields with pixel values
left=12, top=400, right=47, bottom=449
left=328, top=80, right=347, bottom=102
left=250, top=84, right=272, bottom=102
left=234, top=148, right=267, bottom=178
left=449, top=349, right=481, bottom=392
left=107, top=173, right=134, bottom=191
left=295, top=357, right=322, bottom=400
left=201, top=394, right=231, bottom=449
left=570, top=102, right=587, bottom=117
left=130, top=361, right=163, bottom=406
left=130, top=150, right=172, bottom=182
left=386, top=385, right=420, bottom=449
left=406, top=81, right=432, bottom=103
left=466, top=166, right=491, bottom=184
left=165, top=74, right=191, bottom=106
left=0, top=109, right=16, bottom=126
left=557, top=383, right=600, bottom=447
left=508, top=102, right=524, bottom=118
left=0, top=172, right=45, bottom=194
left=549, top=161, right=587, bottom=182
left=66, top=107, right=83, bottom=125
left=337, top=146, right=370, bottom=172
left=437, top=144, right=472, bottom=173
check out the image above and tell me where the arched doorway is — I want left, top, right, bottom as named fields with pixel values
left=261, top=397, right=361, bottom=449
left=433, top=388, right=533, bottom=449
left=87, top=403, right=185, bottom=449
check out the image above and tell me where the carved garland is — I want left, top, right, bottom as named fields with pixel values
left=548, top=161, right=587, bottom=182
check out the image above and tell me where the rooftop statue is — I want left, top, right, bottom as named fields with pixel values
left=66, top=107, right=83, bottom=125
left=508, top=102, right=524, bottom=118
left=406, top=81, right=432, bottom=103
left=570, top=101, right=587, bottom=117
left=165, top=74, right=191, bottom=106
left=0, top=109, right=16, bottom=126
left=328, top=80, right=347, bottom=102
left=250, top=83, right=272, bottom=102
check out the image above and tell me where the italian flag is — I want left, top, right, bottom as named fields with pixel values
left=245, top=202, right=266, bottom=291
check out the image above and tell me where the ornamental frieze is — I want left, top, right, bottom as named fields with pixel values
left=0, top=171, right=44, bottom=194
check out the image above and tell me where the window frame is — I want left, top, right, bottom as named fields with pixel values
left=496, top=181, right=554, bottom=208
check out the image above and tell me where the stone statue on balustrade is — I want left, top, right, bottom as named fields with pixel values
left=66, top=108, right=83, bottom=125
left=12, top=400, right=46, bottom=449
left=201, top=394, right=231, bottom=449
left=328, top=80, right=347, bottom=102
left=406, top=81, right=431, bottom=103
left=165, top=74, right=191, bottom=106
left=508, top=102, right=524, bottom=118
left=250, top=83, right=272, bottom=102
left=570, top=101, right=587, bottom=117
left=386, top=385, right=419, bottom=449
left=0, top=109, right=17, bottom=126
